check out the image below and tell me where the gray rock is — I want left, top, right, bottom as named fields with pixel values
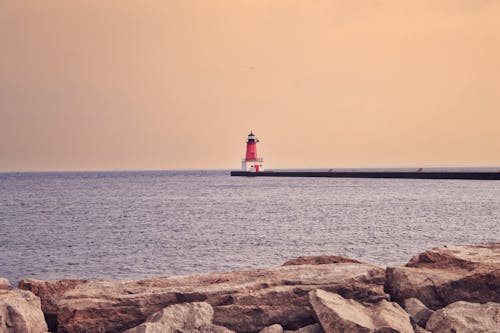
left=0, top=289, right=48, bottom=333
left=403, top=298, right=433, bottom=328
left=123, top=301, right=234, bottom=333
left=426, top=301, right=500, bottom=333
left=309, top=289, right=413, bottom=333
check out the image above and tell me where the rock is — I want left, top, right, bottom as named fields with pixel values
left=283, top=256, right=362, bottom=266
left=259, top=324, right=284, bottom=333
left=212, top=264, right=386, bottom=332
left=0, top=289, right=48, bottom=333
left=18, top=278, right=86, bottom=332
left=385, top=243, right=500, bottom=309
left=19, top=259, right=386, bottom=333
left=212, top=285, right=316, bottom=332
left=403, top=298, right=433, bottom=328
left=123, top=301, right=234, bottom=333
left=0, top=278, right=11, bottom=290
left=356, top=301, right=413, bottom=333
left=412, top=326, right=431, bottom=333
left=205, top=326, right=235, bottom=333
left=284, top=323, right=324, bottom=333
left=426, top=301, right=500, bottom=333
left=309, top=289, right=413, bottom=333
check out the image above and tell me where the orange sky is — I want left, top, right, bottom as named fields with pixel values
left=1, top=1, right=499, bottom=171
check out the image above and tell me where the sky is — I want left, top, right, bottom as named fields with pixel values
left=1, top=0, right=499, bottom=171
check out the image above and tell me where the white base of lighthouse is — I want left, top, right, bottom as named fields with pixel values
left=242, top=159, right=264, bottom=172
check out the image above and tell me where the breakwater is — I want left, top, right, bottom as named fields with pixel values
left=231, top=170, right=500, bottom=180
left=1, top=243, right=499, bottom=333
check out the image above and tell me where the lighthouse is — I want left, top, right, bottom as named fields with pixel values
left=241, top=132, right=264, bottom=172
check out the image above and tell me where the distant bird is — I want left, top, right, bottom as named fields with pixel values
left=417, top=168, right=423, bottom=172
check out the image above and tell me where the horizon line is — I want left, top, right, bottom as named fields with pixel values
left=2, top=165, right=500, bottom=174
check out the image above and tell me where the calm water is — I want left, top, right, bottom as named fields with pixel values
left=1, top=170, right=499, bottom=283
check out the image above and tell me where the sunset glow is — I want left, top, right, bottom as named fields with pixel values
left=1, top=1, right=499, bottom=171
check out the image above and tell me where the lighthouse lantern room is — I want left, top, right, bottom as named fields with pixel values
left=241, top=132, right=264, bottom=172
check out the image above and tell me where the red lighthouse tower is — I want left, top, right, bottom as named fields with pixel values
left=242, top=132, right=264, bottom=172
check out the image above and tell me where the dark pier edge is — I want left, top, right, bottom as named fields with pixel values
left=230, top=171, right=500, bottom=180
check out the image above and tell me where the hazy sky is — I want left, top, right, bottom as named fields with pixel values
left=1, top=1, right=499, bottom=171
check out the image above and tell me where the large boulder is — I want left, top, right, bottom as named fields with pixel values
left=18, top=278, right=86, bottom=332
left=211, top=263, right=386, bottom=332
left=309, top=289, right=413, bottom=333
left=123, top=301, right=234, bottom=333
left=426, top=301, right=500, bottom=332
left=0, top=289, right=48, bottom=333
left=20, top=259, right=386, bottom=333
left=385, top=243, right=500, bottom=309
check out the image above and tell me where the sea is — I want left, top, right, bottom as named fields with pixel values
left=1, top=169, right=499, bottom=284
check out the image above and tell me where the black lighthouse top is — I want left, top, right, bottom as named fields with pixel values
left=247, top=131, right=259, bottom=143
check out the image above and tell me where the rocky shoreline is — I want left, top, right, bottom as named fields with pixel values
left=1, top=243, right=498, bottom=333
